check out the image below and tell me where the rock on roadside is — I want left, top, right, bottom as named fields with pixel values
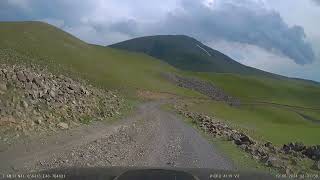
left=57, top=122, right=69, bottom=130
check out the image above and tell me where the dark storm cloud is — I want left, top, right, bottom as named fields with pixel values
left=149, top=0, right=315, bottom=65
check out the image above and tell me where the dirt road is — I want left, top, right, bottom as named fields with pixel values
left=0, top=101, right=234, bottom=173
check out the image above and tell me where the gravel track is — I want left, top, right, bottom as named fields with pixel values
left=0, top=101, right=234, bottom=173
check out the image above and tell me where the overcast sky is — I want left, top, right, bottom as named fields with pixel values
left=1, top=0, right=320, bottom=82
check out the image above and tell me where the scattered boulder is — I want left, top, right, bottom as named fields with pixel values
left=49, top=90, right=56, bottom=98
left=0, top=63, right=124, bottom=145
left=256, top=146, right=268, bottom=157
left=25, top=72, right=34, bottom=82
left=57, top=122, right=69, bottom=130
left=283, top=142, right=306, bottom=152
left=231, top=133, right=254, bottom=145
left=20, top=100, right=28, bottom=108
left=33, top=77, right=42, bottom=87
left=0, top=82, right=7, bottom=91
left=239, top=134, right=254, bottom=145
left=282, top=143, right=320, bottom=161
left=234, top=139, right=243, bottom=146
left=293, top=142, right=306, bottom=152
left=282, top=144, right=291, bottom=154
left=303, top=145, right=320, bottom=160
left=265, top=141, right=272, bottom=148
left=239, top=144, right=248, bottom=151
left=266, top=156, right=285, bottom=168
left=285, top=167, right=294, bottom=175
left=35, top=119, right=42, bottom=125
left=16, top=71, right=26, bottom=82
left=313, top=161, right=320, bottom=171
left=164, top=73, right=240, bottom=105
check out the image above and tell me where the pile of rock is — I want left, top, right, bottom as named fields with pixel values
left=174, top=103, right=319, bottom=173
left=163, top=73, right=240, bottom=106
left=282, top=143, right=320, bottom=161
left=175, top=104, right=254, bottom=145
left=0, top=63, right=123, bottom=144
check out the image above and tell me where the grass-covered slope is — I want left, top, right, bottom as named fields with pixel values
left=175, top=71, right=320, bottom=145
left=180, top=72, right=320, bottom=145
left=185, top=72, right=320, bottom=108
left=0, top=21, right=202, bottom=98
left=110, top=35, right=278, bottom=77
left=185, top=100, right=320, bottom=145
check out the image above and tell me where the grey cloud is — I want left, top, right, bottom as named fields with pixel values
left=0, top=0, right=96, bottom=25
left=94, top=0, right=316, bottom=64
left=107, top=20, right=139, bottom=37
left=209, top=40, right=320, bottom=82
left=312, top=0, right=320, bottom=5
left=149, top=0, right=315, bottom=65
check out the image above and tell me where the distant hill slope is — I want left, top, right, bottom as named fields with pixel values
left=0, top=21, right=202, bottom=98
left=110, top=35, right=320, bottom=108
left=109, top=35, right=278, bottom=77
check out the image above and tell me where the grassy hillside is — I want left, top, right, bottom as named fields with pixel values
left=110, top=35, right=278, bottom=78
left=184, top=72, right=320, bottom=108
left=0, top=21, right=203, bottom=98
left=178, top=72, right=320, bottom=145
left=185, top=100, right=320, bottom=145
left=175, top=71, right=320, bottom=145
left=110, top=35, right=320, bottom=105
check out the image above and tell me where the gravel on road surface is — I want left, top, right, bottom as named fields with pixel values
left=0, top=101, right=234, bottom=173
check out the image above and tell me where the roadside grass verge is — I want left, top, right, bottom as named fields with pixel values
left=184, top=100, right=320, bottom=145
left=164, top=102, right=319, bottom=175
left=162, top=103, right=275, bottom=173
left=182, top=72, right=320, bottom=108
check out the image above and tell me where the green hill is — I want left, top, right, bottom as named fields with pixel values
left=0, top=21, right=202, bottom=98
left=110, top=34, right=320, bottom=146
left=183, top=72, right=320, bottom=108
left=110, top=34, right=320, bottom=107
left=109, top=35, right=278, bottom=77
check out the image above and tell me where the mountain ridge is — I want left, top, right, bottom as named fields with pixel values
left=109, top=35, right=280, bottom=77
